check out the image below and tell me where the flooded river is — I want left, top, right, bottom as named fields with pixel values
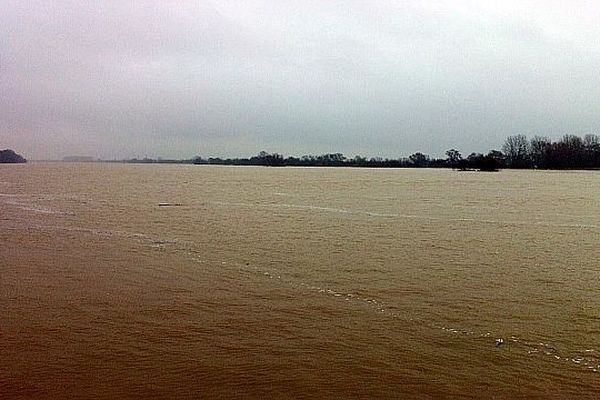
left=1, top=163, right=600, bottom=398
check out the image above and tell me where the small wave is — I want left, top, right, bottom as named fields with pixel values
left=185, top=253, right=600, bottom=375
left=210, top=200, right=600, bottom=231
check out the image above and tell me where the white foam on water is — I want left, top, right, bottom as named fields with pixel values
left=2, top=199, right=74, bottom=216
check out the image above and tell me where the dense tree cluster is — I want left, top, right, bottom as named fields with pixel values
left=503, top=134, right=600, bottom=169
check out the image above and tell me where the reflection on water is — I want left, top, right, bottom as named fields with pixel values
left=1, top=163, right=600, bottom=398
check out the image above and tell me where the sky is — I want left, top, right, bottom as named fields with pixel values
left=2, top=0, right=600, bottom=160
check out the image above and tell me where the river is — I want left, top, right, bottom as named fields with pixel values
left=1, top=163, right=599, bottom=398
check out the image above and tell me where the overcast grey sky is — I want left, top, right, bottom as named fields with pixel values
left=2, top=1, right=600, bottom=160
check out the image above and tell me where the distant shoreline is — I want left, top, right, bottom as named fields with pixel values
left=23, top=132, right=600, bottom=171
left=26, top=158, right=600, bottom=172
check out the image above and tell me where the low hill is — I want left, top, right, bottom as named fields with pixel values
left=0, top=149, right=27, bottom=163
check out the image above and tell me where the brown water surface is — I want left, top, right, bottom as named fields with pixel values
left=1, top=163, right=600, bottom=398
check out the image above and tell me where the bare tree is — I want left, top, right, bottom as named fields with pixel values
left=529, top=136, right=551, bottom=168
left=583, top=134, right=600, bottom=148
left=502, top=134, right=530, bottom=168
left=584, top=134, right=600, bottom=167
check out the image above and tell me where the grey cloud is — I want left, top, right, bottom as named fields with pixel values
left=2, top=0, right=600, bottom=160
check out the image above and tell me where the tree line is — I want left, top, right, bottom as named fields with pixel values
left=114, top=133, right=600, bottom=171
left=191, top=149, right=503, bottom=170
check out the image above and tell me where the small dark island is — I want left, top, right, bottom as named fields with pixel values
left=0, top=149, right=27, bottom=163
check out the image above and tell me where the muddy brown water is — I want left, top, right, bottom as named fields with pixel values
left=1, top=163, right=600, bottom=398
